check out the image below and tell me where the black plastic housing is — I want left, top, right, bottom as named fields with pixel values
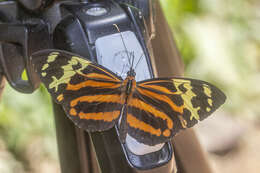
left=52, top=0, right=173, bottom=171
left=0, top=0, right=176, bottom=172
left=0, top=1, right=51, bottom=93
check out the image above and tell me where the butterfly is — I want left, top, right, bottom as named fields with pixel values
left=31, top=49, right=226, bottom=146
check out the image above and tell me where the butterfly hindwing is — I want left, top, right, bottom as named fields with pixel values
left=126, top=77, right=226, bottom=145
left=31, top=49, right=124, bottom=131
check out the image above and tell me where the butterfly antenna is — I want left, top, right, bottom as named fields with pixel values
left=130, top=51, right=135, bottom=69
left=113, top=24, right=132, bottom=67
left=134, top=53, right=144, bottom=70
left=120, top=64, right=126, bottom=76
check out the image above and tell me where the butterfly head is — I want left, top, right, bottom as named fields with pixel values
left=127, top=68, right=136, bottom=77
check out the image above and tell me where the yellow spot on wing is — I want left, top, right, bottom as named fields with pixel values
left=47, top=52, right=59, bottom=63
left=208, top=99, right=213, bottom=106
left=42, top=64, right=49, bottom=71
left=178, top=116, right=187, bottom=128
left=49, top=56, right=91, bottom=92
left=174, top=79, right=200, bottom=121
left=57, top=94, right=64, bottom=102
left=203, top=85, right=213, bottom=107
left=42, top=72, right=47, bottom=77
left=203, top=85, right=212, bottom=97
left=41, top=52, right=60, bottom=76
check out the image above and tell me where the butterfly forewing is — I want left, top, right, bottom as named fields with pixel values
left=125, top=77, right=226, bottom=145
left=31, top=50, right=124, bottom=131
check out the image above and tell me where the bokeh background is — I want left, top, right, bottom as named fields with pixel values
left=161, top=0, right=260, bottom=173
left=0, top=0, right=260, bottom=172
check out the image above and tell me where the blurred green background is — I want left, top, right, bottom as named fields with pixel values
left=0, top=0, right=259, bottom=173
left=161, top=1, right=260, bottom=173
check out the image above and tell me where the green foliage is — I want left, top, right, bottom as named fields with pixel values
left=161, top=0, right=204, bottom=65
left=161, top=0, right=260, bottom=118
left=0, top=84, right=57, bottom=170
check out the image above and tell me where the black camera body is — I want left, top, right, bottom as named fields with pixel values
left=0, top=0, right=174, bottom=172
left=52, top=1, right=173, bottom=170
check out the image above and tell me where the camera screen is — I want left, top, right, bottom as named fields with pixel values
left=95, top=31, right=164, bottom=155
left=95, top=31, right=151, bottom=81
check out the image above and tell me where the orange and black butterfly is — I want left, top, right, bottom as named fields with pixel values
left=31, top=49, right=226, bottom=146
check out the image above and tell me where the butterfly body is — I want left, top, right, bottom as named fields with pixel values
left=118, top=69, right=137, bottom=142
left=32, top=49, right=226, bottom=146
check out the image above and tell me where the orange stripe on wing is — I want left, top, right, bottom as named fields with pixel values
left=66, top=80, right=121, bottom=91
left=70, top=108, right=77, bottom=116
left=139, top=80, right=170, bottom=85
left=137, top=87, right=184, bottom=114
left=70, top=94, right=123, bottom=107
left=128, top=98, right=173, bottom=129
left=79, top=111, right=121, bottom=122
left=83, top=73, right=121, bottom=82
left=138, top=83, right=177, bottom=95
left=127, top=113, right=162, bottom=136
left=89, top=64, right=121, bottom=82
